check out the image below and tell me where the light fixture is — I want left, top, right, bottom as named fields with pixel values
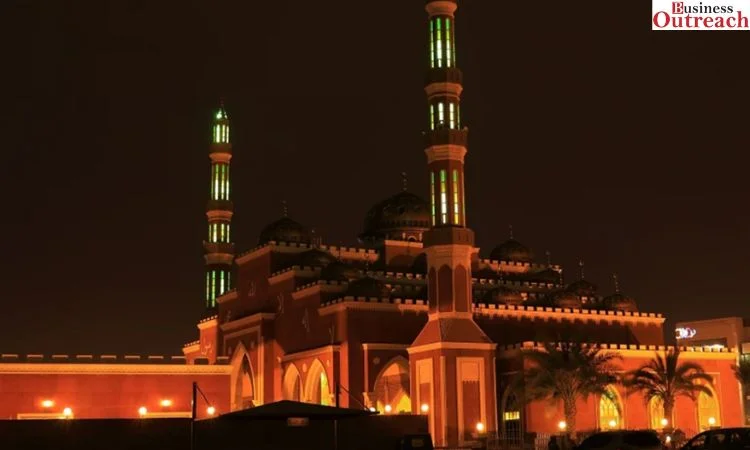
left=160, top=399, right=173, bottom=408
left=41, top=400, right=55, bottom=408
left=207, top=406, right=216, bottom=416
left=384, top=404, right=392, bottom=413
left=476, top=422, right=485, bottom=432
left=660, top=418, right=669, bottom=427
left=138, top=406, right=148, bottom=417
left=708, top=417, right=716, bottom=426
left=62, top=407, right=73, bottom=418
left=558, top=420, right=567, bottom=431
left=608, top=419, right=617, bottom=428
left=421, top=403, right=429, bottom=413
left=665, top=435, right=672, bottom=444
left=368, top=407, right=377, bottom=412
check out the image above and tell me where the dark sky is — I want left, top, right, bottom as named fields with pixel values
left=0, top=1, right=747, bottom=355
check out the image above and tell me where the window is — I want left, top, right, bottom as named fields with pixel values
left=697, top=384, right=720, bottom=431
left=449, top=103, right=456, bottom=129
left=648, top=397, right=666, bottom=429
left=430, top=104, right=435, bottom=130
left=452, top=170, right=460, bottom=225
left=430, top=172, right=436, bottom=226
left=439, top=170, right=447, bottom=224
left=435, top=18, right=442, bottom=68
left=429, top=20, right=435, bottom=68
left=598, top=386, right=622, bottom=430
left=205, top=272, right=210, bottom=301
left=219, top=271, right=225, bottom=296
left=438, top=102, right=444, bottom=128
left=445, top=17, right=452, bottom=67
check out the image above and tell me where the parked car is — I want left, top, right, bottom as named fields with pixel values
left=576, top=430, right=663, bottom=450
left=681, top=428, right=750, bottom=450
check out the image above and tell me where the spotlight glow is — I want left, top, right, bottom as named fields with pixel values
left=708, top=417, right=716, bottom=425
left=558, top=420, right=567, bottom=431
left=207, top=406, right=216, bottom=416
left=41, top=400, right=55, bottom=408
left=160, top=399, right=173, bottom=408
left=62, top=407, right=73, bottom=418
left=384, top=405, right=392, bottom=413
left=476, top=422, right=485, bottom=432
left=421, top=403, right=429, bottom=413
left=608, top=419, right=617, bottom=428
left=138, top=406, right=148, bottom=417
left=661, top=418, right=669, bottom=427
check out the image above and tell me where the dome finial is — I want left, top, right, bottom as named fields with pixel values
left=612, top=273, right=620, bottom=293
left=401, top=172, right=408, bottom=192
left=509, top=224, right=514, bottom=239
left=282, top=200, right=288, bottom=218
left=578, top=259, right=585, bottom=280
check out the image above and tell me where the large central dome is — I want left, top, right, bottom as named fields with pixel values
left=359, top=191, right=430, bottom=243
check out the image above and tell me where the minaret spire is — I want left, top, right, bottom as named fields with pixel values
left=203, top=100, right=235, bottom=311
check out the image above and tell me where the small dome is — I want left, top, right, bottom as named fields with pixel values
left=603, top=293, right=638, bottom=312
left=567, top=279, right=597, bottom=296
left=533, top=268, right=561, bottom=284
left=552, top=290, right=582, bottom=309
left=297, top=249, right=336, bottom=268
left=489, top=239, right=533, bottom=263
left=360, top=191, right=430, bottom=242
left=411, top=253, right=427, bottom=274
left=346, top=276, right=391, bottom=298
left=258, top=217, right=311, bottom=245
left=320, top=260, right=360, bottom=281
left=482, top=285, right=524, bottom=306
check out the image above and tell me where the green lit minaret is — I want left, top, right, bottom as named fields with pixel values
left=203, top=102, right=234, bottom=310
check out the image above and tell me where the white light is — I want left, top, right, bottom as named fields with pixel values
left=476, top=422, right=485, bottom=432
left=661, top=418, right=669, bottom=427
left=368, top=407, right=377, bottom=412
left=558, top=421, right=567, bottom=431
left=675, top=327, right=697, bottom=340
left=138, top=406, right=148, bottom=417
left=708, top=417, right=716, bottom=425
left=384, top=405, right=392, bottom=413
left=421, top=403, right=429, bottom=413
left=666, top=435, right=672, bottom=444
left=62, top=407, right=73, bottom=418
left=160, top=399, right=172, bottom=408
left=41, top=400, right=55, bottom=408
left=608, top=419, right=617, bottom=428
left=206, top=406, right=216, bottom=416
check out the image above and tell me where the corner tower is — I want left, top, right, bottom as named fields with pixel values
left=408, top=1, right=498, bottom=446
left=204, top=102, right=235, bottom=311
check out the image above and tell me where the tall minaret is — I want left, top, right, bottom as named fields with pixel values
left=408, top=1, right=497, bottom=446
left=203, top=102, right=234, bottom=311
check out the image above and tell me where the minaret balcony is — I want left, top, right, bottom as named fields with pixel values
left=206, top=199, right=234, bottom=212
left=423, top=128, right=468, bottom=148
left=209, top=143, right=232, bottom=155
left=203, top=241, right=235, bottom=255
left=425, top=67, right=463, bottom=86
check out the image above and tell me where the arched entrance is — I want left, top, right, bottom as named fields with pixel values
left=305, top=359, right=333, bottom=406
left=598, top=386, right=623, bottom=430
left=373, top=357, right=411, bottom=414
left=697, top=384, right=720, bottom=431
left=230, top=344, right=256, bottom=411
left=500, top=385, right=523, bottom=446
left=282, top=364, right=302, bottom=401
left=648, top=397, right=667, bottom=430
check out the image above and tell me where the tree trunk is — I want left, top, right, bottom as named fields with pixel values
left=563, top=396, right=577, bottom=440
left=663, top=397, right=675, bottom=431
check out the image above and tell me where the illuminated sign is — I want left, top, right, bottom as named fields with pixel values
left=675, top=327, right=697, bottom=340
left=287, top=417, right=309, bottom=427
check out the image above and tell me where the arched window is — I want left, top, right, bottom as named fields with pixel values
left=305, top=359, right=332, bottom=406
left=373, top=357, right=411, bottom=414
left=648, top=397, right=667, bottom=430
left=282, top=364, right=302, bottom=401
left=697, top=384, right=720, bottom=431
left=599, top=386, right=623, bottom=430
left=230, top=345, right=256, bottom=411
left=501, top=390, right=523, bottom=445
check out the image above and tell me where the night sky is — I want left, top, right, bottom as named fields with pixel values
left=1, top=1, right=748, bottom=355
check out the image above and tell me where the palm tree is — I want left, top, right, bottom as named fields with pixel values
left=623, top=348, right=713, bottom=428
left=733, top=358, right=750, bottom=388
left=523, top=342, right=622, bottom=436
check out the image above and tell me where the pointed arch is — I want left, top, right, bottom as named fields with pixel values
left=648, top=397, right=667, bottom=430
left=500, top=383, right=524, bottom=445
left=304, top=359, right=332, bottom=406
left=282, top=363, right=302, bottom=401
left=372, top=356, right=411, bottom=414
left=229, top=342, right=256, bottom=411
left=598, top=385, right=623, bottom=430
left=697, top=383, right=721, bottom=431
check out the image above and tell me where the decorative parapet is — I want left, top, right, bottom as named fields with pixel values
left=237, top=240, right=380, bottom=264
left=473, top=277, right=558, bottom=291
left=183, top=340, right=200, bottom=349
left=473, top=303, right=664, bottom=324
left=0, top=354, right=200, bottom=364
left=199, top=315, right=218, bottom=324
left=295, top=279, right=349, bottom=292
left=319, top=296, right=428, bottom=315
left=478, top=258, right=561, bottom=271
left=270, top=265, right=321, bottom=279
left=499, top=341, right=735, bottom=357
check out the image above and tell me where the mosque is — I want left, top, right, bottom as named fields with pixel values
left=0, top=0, right=741, bottom=447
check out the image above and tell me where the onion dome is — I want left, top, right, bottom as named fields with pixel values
left=482, top=285, right=524, bottom=306
left=411, top=253, right=427, bottom=274
left=359, top=189, right=430, bottom=243
left=320, top=260, right=360, bottom=281
left=533, top=268, right=561, bottom=284
left=297, top=248, right=336, bottom=267
left=258, top=216, right=311, bottom=245
left=489, top=238, right=533, bottom=263
left=602, top=274, right=638, bottom=312
left=551, top=290, right=582, bottom=309
left=566, top=279, right=597, bottom=296
left=346, top=276, right=391, bottom=298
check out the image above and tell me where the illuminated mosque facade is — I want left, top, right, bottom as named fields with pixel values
left=0, top=1, right=742, bottom=446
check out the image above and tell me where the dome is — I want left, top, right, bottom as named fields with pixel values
left=482, top=285, right=524, bottom=306
left=489, top=239, right=533, bottom=263
left=346, top=276, right=391, bottom=298
left=297, top=249, right=336, bottom=268
left=552, top=290, right=582, bottom=309
left=258, top=217, right=311, bottom=245
left=533, top=268, right=561, bottom=284
left=567, top=279, right=597, bottom=296
left=320, top=260, right=360, bottom=281
left=360, top=191, right=430, bottom=242
left=603, top=293, right=638, bottom=312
